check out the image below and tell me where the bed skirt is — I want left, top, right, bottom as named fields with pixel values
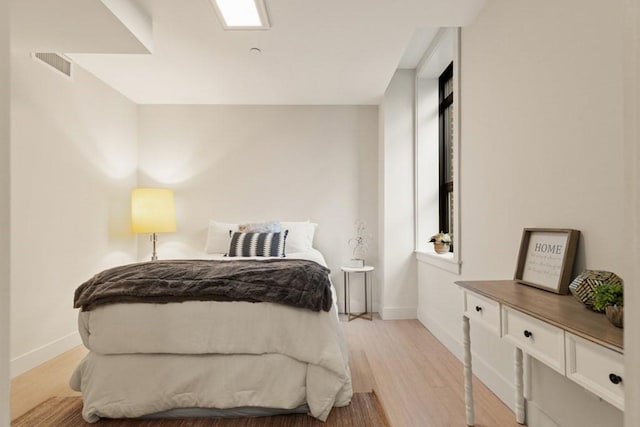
left=70, top=351, right=352, bottom=423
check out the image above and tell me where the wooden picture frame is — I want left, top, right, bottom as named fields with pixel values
left=514, top=228, right=580, bottom=294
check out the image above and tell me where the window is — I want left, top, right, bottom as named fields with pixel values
left=438, top=62, right=454, bottom=238
left=414, top=28, right=460, bottom=273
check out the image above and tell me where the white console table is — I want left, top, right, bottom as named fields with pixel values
left=456, top=280, right=624, bottom=426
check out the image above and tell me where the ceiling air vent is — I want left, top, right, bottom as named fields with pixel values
left=34, top=53, right=72, bottom=78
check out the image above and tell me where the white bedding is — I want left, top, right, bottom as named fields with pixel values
left=71, top=353, right=352, bottom=422
left=70, top=249, right=352, bottom=422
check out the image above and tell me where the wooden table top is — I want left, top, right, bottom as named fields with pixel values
left=456, top=280, right=623, bottom=352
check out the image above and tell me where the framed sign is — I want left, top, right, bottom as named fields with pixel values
left=514, top=228, right=580, bottom=294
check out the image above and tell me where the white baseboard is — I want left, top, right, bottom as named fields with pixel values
left=418, top=310, right=463, bottom=358
left=11, top=331, right=81, bottom=378
left=381, top=306, right=417, bottom=320
left=526, top=402, right=561, bottom=427
left=417, top=311, right=516, bottom=411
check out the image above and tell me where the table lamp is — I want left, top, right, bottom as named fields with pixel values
left=131, top=188, right=177, bottom=261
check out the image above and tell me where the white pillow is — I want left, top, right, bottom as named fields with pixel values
left=204, top=220, right=239, bottom=254
left=239, top=221, right=281, bottom=233
left=281, top=221, right=318, bottom=253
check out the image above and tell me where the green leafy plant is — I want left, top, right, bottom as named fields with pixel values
left=592, top=282, right=624, bottom=312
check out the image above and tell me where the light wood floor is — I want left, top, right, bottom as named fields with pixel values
left=343, top=316, right=521, bottom=427
left=11, top=316, right=520, bottom=426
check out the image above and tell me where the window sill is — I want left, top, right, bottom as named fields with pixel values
left=415, top=250, right=461, bottom=275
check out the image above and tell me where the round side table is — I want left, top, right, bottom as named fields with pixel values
left=340, top=266, right=374, bottom=321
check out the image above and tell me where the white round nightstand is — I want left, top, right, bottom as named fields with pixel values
left=340, top=266, right=374, bottom=321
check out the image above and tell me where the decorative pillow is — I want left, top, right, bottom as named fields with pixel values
left=204, top=220, right=239, bottom=254
left=239, top=221, right=281, bottom=233
left=281, top=221, right=317, bottom=253
left=227, top=231, right=288, bottom=257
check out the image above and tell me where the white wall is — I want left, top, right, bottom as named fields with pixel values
left=0, top=0, right=10, bottom=423
left=623, top=0, right=640, bottom=424
left=415, top=77, right=439, bottom=251
left=137, top=105, right=379, bottom=311
left=418, top=0, right=628, bottom=425
left=379, top=70, right=418, bottom=319
left=9, top=54, right=138, bottom=376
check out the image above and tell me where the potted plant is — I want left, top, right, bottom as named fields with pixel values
left=592, top=282, right=624, bottom=328
left=429, top=232, right=452, bottom=254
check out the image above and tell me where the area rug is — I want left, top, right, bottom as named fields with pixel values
left=12, top=393, right=389, bottom=426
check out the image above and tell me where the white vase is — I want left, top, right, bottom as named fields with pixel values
left=434, top=242, right=450, bottom=254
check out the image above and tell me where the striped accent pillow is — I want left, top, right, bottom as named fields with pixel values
left=227, top=231, right=288, bottom=257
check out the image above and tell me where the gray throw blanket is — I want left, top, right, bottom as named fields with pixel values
left=74, top=259, right=333, bottom=312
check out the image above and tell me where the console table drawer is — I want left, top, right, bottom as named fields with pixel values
left=463, top=291, right=501, bottom=335
left=565, top=333, right=624, bottom=411
left=502, top=306, right=565, bottom=374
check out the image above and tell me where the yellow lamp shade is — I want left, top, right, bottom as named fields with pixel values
left=131, top=188, right=177, bottom=234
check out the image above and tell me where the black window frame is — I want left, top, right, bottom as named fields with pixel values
left=438, top=62, right=454, bottom=236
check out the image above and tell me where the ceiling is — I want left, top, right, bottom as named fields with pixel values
left=11, top=0, right=486, bottom=105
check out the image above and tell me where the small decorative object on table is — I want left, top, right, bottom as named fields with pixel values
left=591, top=281, right=624, bottom=328
left=348, top=220, right=371, bottom=267
left=569, top=270, right=623, bottom=311
left=605, top=305, right=624, bottom=328
left=429, top=232, right=451, bottom=254
left=346, top=258, right=365, bottom=268
left=514, top=228, right=580, bottom=294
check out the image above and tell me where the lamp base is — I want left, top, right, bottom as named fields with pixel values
left=150, top=233, right=158, bottom=261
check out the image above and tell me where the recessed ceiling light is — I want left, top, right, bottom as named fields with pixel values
left=211, top=0, right=270, bottom=30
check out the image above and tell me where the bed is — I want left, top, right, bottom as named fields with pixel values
left=69, top=221, right=352, bottom=423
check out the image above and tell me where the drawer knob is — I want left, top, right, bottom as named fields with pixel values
left=475, top=306, right=482, bottom=312
left=523, top=330, right=533, bottom=338
left=609, top=373, right=622, bottom=385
